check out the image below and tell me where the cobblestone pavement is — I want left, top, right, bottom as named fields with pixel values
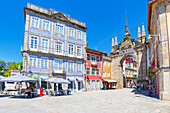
left=0, top=88, right=170, bottom=113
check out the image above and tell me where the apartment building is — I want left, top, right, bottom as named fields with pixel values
left=21, top=3, right=87, bottom=92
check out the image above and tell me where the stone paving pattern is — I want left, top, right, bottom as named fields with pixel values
left=0, top=88, right=170, bottom=113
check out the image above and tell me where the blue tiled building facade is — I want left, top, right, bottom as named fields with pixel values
left=22, top=3, right=87, bottom=92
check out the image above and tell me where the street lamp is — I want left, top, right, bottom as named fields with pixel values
left=147, top=34, right=160, bottom=41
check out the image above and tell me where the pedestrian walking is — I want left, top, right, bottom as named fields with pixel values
left=141, top=84, right=143, bottom=90
left=137, top=83, right=141, bottom=92
left=103, top=83, right=106, bottom=90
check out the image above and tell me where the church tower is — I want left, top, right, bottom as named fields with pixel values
left=141, top=23, right=146, bottom=44
left=138, top=23, right=146, bottom=44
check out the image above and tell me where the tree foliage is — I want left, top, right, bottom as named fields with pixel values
left=0, top=60, right=6, bottom=70
left=1, top=61, right=23, bottom=77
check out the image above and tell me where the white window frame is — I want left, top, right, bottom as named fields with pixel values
left=29, top=55, right=37, bottom=67
left=92, top=54, right=95, bottom=62
left=107, top=72, right=110, bottom=77
left=92, top=68, right=95, bottom=75
left=68, top=60, right=74, bottom=71
left=68, top=27, right=75, bottom=38
left=86, top=67, right=90, bottom=75
left=68, top=43, right=74, bottom=56
left=96, top=68, right=100, bottom=75
left=41, top=57, right=48, bottom=68
left=103, top=61, right=106, bottom=66
left=42, top=38, right=49, bottom=52
left=30, top=35, right=38, bottom=50
left=54, top=41, right=63, bottom=54
left=76, top=46, right=82, bottom=57
left=107, top=61, right=110, bottom=67
left=87, top=53, right=91, bottom=61
left=103, top=71, right=106, bottom=77
left=55, top=23, right=64, bottom=35
left=96, top=56, right=100, bottom=62
left=54, top=59, right=63, bottom=70
left=31, top=16, right=40, bottom=29
left=76, top=62, right=82, bottom=72
left=42, top=19, right=50, bottom=31
left=76, top=30, right=82, bottom=40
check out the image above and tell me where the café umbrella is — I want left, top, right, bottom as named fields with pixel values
left=45, top=78, right=70, bottom=84
left=0, top=74, right=37, bottom=82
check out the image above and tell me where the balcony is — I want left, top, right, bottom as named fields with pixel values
left=53, top=68, right=65, bottom=74
left=91, top=61, right=97, bottom=66
left=21, top=45, right=84, bottom=59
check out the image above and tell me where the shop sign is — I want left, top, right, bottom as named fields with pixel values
left=119, top=48, right=135, bottom=55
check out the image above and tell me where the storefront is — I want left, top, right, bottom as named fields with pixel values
left=85, top=75, right=101, bottom=91
left=76, top=78, right=83, bottom=92
left=102, top=79, right=117, bottom=89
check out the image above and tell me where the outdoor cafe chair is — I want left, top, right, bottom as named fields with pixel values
left=50, top=90, right=55, bottom=96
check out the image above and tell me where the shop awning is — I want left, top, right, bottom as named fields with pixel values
left=102, top=79, right=117, bottom=83
left=86, top=75, right=101, bottom=80
left=76, top=78, right=83, bottom=81
left=41, top=76, right=49, bottom=81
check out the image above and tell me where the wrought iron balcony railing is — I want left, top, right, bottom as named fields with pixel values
left=53, top=67, right=65, bottom=74
left=21, top=45, right=84, bottom=59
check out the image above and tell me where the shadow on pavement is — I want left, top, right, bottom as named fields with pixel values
left=9, top=95, right=42, bottom=99
left=0, top=95, right=11, bottom=98
left=130, top=88, right=159, bottom=99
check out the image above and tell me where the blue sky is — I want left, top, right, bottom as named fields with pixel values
left=0, top=0, right=149, bottom=63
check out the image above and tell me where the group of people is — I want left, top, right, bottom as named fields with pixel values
left=25, top=86, right=37, bottom=97
left=148, top=83, right=155, bottom=96
left=135, top=83, right=155, bottom=97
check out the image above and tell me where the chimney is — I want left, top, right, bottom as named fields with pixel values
left=112, top=36, right=115, bottom=47
left=115, top=35, right=118, bottom=45
left=138, top=25, right=141, bottom=38
left=142, top=23, right=146, bottom=37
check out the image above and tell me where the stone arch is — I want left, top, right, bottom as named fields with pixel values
left=110, top=25, right=148, bottom=89
left=119, top=53, right=137, bottom=65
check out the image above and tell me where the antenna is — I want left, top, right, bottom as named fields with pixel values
left=125, top=9, right=128, bottom=25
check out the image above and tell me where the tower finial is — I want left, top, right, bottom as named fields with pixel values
left=115, top=35, right=118, bottom=45
left=142, top=23, right=146, bottom=37
left=124, top=25, right=131, bottom=36
left=112, top=36, right=115, bottom=47
left=138, top=25, right=141, bottom=38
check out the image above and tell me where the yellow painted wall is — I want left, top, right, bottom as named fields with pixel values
left=103, top=61, right=111, bottom=79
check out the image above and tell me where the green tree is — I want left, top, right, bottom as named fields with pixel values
left=11, top=62, right=23, bottom=70
left=6, top=62, right=13, bottom=69
left=4, top=66, right=12, bottom=77
left=3, top=62, right=23, bottom=77
left=0, top=60, right=6, bottom=70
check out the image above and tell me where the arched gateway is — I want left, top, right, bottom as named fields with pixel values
left=110, top=24, right=148, bottom=89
